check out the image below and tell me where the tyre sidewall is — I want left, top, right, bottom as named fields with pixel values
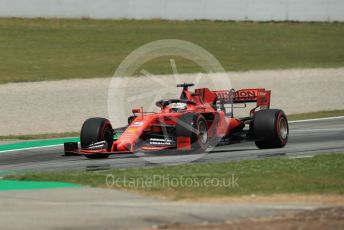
left=276, top=111, right=289, bottom=146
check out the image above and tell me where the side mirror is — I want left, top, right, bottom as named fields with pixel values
left=128, top=115, right=136, bottom=125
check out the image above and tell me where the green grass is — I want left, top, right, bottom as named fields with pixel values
left=0, top=19, right=344, bottom=84
left=7, top=153, right=344, bottom=200
left=287, top=110, right=344, bottom=121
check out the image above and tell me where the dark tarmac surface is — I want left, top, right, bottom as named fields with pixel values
left=1, top=117, right=343, bottom=174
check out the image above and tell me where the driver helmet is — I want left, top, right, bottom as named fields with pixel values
left=170, top=102, right=187, bottom=112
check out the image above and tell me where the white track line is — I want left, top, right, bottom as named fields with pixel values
left=288, top=155, right=314, bottom=159
left=0, top=144, right=63, bottom=153
left=291, top=127, right=344, bottom=133
left=289, top=116, right=344, bottom=123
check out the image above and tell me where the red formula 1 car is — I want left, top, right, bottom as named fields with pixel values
left=64, top=83, right=289, bottom=159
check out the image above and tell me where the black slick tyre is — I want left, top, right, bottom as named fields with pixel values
left=253, top=109, right=289, bottom=149
left=80, top=117, right=113, bottom=159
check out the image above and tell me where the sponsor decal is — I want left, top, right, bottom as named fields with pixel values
left=85, top=141, right=107, bottom=150
left=149, top=138, right=175, bottom=146
left=121, top=139, right=133, bottom=142
left=235, top=90, right=257, bottom=99
left=219, top=137, right=231, bottom=145
left=132, top=121, right=144, bottom=127
left=214, top=91, right=232, bottom=101
left=215, top=90, right=258, bottom=103
left=126, top=127, right=138, bottom=133
left=124, top=133, right=135, bottom=136
left=234, top=90, right=257, bottom=102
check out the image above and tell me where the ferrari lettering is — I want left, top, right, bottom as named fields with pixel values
left=234, top=90, right=256, bottom=99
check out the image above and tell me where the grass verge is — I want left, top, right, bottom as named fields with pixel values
left=0, top=19, right=343, bottom=84
left=287, top=110, right=344, bottom=121
left=6, top=153, right=344, bottom=200
left=0, top=132, right=79, bottom=140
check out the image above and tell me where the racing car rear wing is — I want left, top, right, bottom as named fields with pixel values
left=213, top=88, right=271, bottom=115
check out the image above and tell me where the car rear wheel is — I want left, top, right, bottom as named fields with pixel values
left=80, top=117, right=113, bottom=159
left=253, top=109, right=289, bottom=149
left=176, top=113, right=208, bottom=153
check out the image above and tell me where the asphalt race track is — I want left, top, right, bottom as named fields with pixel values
left=1, top=117, right=344, bottom=175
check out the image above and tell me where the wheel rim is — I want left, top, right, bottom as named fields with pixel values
left=198, top=121, right=208, bottom=144
left=278, top=117, right=288, bottom=140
